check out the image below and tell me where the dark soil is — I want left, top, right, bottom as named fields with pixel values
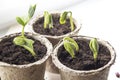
left=33, top=13, right=76, bottom=36
left=0, top=34, right=47, bottom=65
left=58, top=39, right=111, bottom=70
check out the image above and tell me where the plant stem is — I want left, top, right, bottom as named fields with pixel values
left=22, top=26, right=25, bottom=37
left=94, top=51, right=98, bottom=62
left=69, top=11, right=74, bottom=31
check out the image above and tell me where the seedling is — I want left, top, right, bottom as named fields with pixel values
left=59, top=11, right=74, bottom=31
left=63, top=37, right=79, bottom=58
left=44, top=11, right=53, bottom=29
left=89, top=38, right=99, bottom=62
left=13, top=4, right=36, bottom=56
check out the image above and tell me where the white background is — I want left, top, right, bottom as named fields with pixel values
left=0, top=0, right=120, bottom=80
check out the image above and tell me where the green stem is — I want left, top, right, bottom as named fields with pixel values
left=94, top=52, right=98, bottom=62
left=69, top=11, right=74, bottom=31
left=22, top=26, right=25, bottom=37
left=49, top=14, right=53, bottom=29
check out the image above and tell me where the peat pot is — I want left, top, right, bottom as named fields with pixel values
left=0, top=33, right=53, bottom=80
left=52, top=35, right=116, bottom=80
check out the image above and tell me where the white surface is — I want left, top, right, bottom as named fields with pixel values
left=1, top=0, right=120, bottom=79
left=45, top=72, right=61, bottom=80
left=0, top=0, right=85, bottom=30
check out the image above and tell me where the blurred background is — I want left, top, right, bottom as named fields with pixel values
left=0, top=0, right=120, bottom=80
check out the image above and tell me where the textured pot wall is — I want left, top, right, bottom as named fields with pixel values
left=46, top=56, right=59, bottom=73
left=0, top=62, right=46, bottom=80
left=60, top=68, right=110, bottom=80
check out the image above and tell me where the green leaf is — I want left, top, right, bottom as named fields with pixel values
left=16, top=17, right=26, bottom=27
left=44, top=11, right=53, bottom=29
left=64, top=37, right=79, bottom=51
left=63, top=37, right=79, bottom=58
left=23, top=38, right=36, bottom=56
left=89, top=38, right=99, bottom=61
left=13, top=36, right=25, bottom=45
left=16, top=4, right=36, bottom=27
left=13, top=36, right=36, bottom=56
left=59, top=11, right=74, bottom=31
left=59, top=11, right=68, bottom=24
left=28, top=4, right=36, bottom=19
left=64, top=41, right=75, bottom=58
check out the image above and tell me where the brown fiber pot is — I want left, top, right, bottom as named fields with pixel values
left=52, top=35, right=116, bottom=80
left=26, top=12, right=81, bottom=74
left=0, top=33, right=53, bottom=80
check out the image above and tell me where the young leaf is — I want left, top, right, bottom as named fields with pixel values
left=28, top=4, right=36, bottom=19
left=16, top=17, right=26, bottom=27
left=59, top=11, right=68, bottom=24
left=63, top=37, right=79, bottom=58
left=44, top=11, right=53, bottom=29
left=64, top=41, right=76, bottom=58
left=89, top=38, right=99, bottom=61
left=13, top=36, right=36, bottom=56
left=59, top=11, right=74, bottom=31
left=64, top=37, right=79, bottom=51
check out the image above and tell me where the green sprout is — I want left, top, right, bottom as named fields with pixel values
left=63, top=37, right=79, bottom=58
left=89, top=38, right=99, bottom=62
left=13, top=4, right=36, bottom=56
left=44, top=11, right=53, bottom=29
left=59, top=11, right=74, bottom=31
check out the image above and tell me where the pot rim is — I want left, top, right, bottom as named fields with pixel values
left=26, top=11, right=81, bottom=39
left=0, top=32, right=53, bottom=68
left=52, top=35, right=116, bottom=76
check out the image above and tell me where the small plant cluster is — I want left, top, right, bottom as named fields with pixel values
left=13, top=4, right=36, bottom=56
left=44, top=11, right=74, bottom=31
left=63, top=37, right=99, bottom=61
left=13, top=4, right=75, bottom=57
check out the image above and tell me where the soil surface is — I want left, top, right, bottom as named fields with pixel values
left=33, top=13, right=76, bottom=36
left=58, top=39, right=111, bottom=70
left=0, top=34, right=47, bottom=65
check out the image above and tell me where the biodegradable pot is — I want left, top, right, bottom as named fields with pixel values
left=27, top=12, right=81, bottom=46
left=52, top=36, right=116, bottom=80
left=26, top=12, right=81, bottom=74
left=0, top=33, right=53, bottom=80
